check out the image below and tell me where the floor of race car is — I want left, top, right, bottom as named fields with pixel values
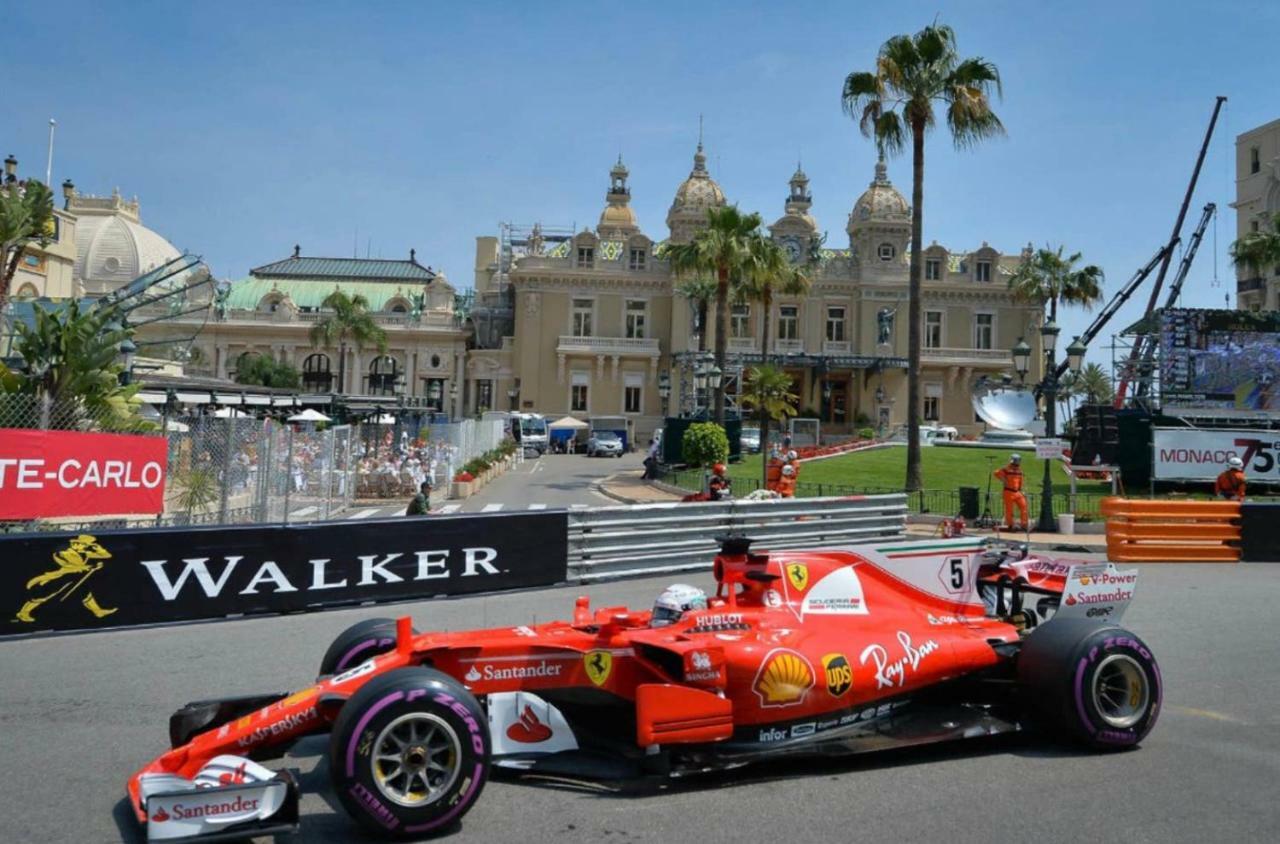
left=2, top=566, right=1278, bottom=844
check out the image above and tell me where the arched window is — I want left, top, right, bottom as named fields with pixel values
left=368, top=355, right=399, bottom=396
left=234, top=351, right=255, bottom=379
left=302, top=353, right=332, bottom=392
left=13, top=283, right=39, bottom=300
left=258, top=294, right=283, bottom=313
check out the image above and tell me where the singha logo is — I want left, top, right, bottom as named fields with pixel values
left=14, top=534, right=117, bottom=623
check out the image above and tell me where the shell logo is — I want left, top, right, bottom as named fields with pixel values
left=752, top=648, right=815, bottom=707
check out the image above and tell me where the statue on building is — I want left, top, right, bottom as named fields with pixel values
left=527, top=223, right=545, bottom=257
left=409, top=291, right=425, bottom=322
left=876, top=307, right=896, bottom=346
left=213, top=282, right=231, bottom=321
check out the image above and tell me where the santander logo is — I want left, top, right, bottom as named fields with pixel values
left=464, top=666, right=482, bottom=682
left=151, top=807, right=171, bottom=823
left=506, top=705, right=553, bottom=743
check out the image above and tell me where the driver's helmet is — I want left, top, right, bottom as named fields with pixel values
left=781, top=464, right=796, bottom=477
left=1227, top=456, right=1244, bottom=469
left=1010, top=453, right=1022, bottom=464
left=650, top=583, right=708, bottom=627
left=786, top=450, right=798, bottom=462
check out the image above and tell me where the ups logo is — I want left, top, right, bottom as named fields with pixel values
left=821, top=653, right=852, bottom=697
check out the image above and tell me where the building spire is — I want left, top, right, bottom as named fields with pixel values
left=874, top=147, right=888, bottom=185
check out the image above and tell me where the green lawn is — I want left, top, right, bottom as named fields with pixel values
left=729, top=444, right=1110, bottom=492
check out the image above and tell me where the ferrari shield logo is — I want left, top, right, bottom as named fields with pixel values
left=785, top=563, right=809, bottom=593
left=584, top=650, right=613, bottom=687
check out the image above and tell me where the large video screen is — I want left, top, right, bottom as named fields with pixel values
left=1160, top=308, right=1280, bottom=412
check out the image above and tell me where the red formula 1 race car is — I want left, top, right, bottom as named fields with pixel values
left=127, top=535, right=1161, bottom=841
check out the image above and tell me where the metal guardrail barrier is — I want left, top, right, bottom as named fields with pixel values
left=567, top=494, right=907, bottom=582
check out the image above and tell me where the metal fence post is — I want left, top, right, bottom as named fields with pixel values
left=283, top=426, right=294, bottom=523
left=219, top=418, right=234, bottom=523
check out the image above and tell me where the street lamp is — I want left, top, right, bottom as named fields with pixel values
left=507, top=385, right=519, bottom=411
left=1011, top=337, right=1031, bottom=382
left=1034, top=322, right=1085, bottom=533
left=449, top=382, right=459, bottom=418
left=61, top=179, right=75, bottom=209
left=658, top=371, right=671, bottom=418
left=707, top=365, right=723, bottom=391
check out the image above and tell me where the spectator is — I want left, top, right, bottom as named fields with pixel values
left=406, top=479, right=432, bottom=515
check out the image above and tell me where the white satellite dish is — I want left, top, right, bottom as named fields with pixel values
left=972, top=377, right=1037, bottom=431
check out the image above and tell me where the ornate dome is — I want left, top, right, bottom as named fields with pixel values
left=69, top=190, right=181, bottom=289
left=599, top=203, right=639, bottom=232
left=666, top=142, right=726, bottom=243
left=850, top=157, right=909, bottom=223
left=670, top=143, right=726, bottom=211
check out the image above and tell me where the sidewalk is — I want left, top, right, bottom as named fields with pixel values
left=596, top=470, right=686, bottom=504
left=904, top=522, right=1106, bottom=552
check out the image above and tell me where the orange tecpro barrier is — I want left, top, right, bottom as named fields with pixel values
left=1102, top=497, right=1241, bottom=562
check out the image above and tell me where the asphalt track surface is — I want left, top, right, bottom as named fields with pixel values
left=2, top=563, right=1278, bottom=844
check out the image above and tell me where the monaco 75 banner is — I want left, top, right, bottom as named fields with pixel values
left=1152, top=427, right=1280, bottom=482
left=0, top=429, right=168, bottom=520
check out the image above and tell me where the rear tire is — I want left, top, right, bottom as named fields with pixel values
left=329, top=667, right=490, bottom=838
left=1018, top=620, right=1162, bottom=749
left=318, top=618, right=399, bottom=679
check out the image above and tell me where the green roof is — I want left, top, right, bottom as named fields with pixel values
left=225, top=278, right=424, bottom=311
left=250, top=255, right=436, bottom=281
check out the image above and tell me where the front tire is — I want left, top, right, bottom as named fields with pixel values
left=1018, top=620, right=1162, bottom=749
left=318, top=617, right=400, bottom=679
left=329, top=667, right=490, bottom=838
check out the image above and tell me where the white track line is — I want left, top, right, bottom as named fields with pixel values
left=346, top=508, right=381, bottom=519
left=527, top=503, right=548, bottom=510
left=436, top=504, right=462, bottom=514
left=481, top=503, right=505, bottom=512
left=289, top=506, right=318, bottom=518
left=569, top=504, right=589, bottom=509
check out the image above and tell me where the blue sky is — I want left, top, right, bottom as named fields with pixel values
left=6, top=0, right=1277, bottom=356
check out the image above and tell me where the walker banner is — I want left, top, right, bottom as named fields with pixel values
left=0, top=510, right=568, bottom=635
left=1152, top=428, right=1280, bottom=482
left=0, top=429, right=168, bottom=520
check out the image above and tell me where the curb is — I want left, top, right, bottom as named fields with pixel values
left=594, top=473, right=686, bottom=505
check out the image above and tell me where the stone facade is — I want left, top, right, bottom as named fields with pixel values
left=475, top=146, right=1044, bottom=444
left=1233, top=117, right=1280, bottom=311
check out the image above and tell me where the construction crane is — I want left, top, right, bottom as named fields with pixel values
left=1113, top=95, right=1227, bottom=406
left=1129, top=203, right=1217, bottom=401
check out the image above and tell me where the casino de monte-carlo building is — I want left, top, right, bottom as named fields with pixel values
left=465, top=142, right=1043, bottom=444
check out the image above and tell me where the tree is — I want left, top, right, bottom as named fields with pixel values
left=1231, top=212, right=1280, bottom=281
left=1007, top=245, right=1104, bottom=325
left=738, top=234, right=812, bottom=362
left=739, top=364, right=799, bottom=488
left=666, top=206, right=762, bottom=422
left=0, top=299, right=151, bottom=430
left=681, top=421, right=729, bottom=468
left=308, top=291, right=387, bottom=394
left=842, top=22, right=1004, bottom=492
left=233, top=352, right=301, bottom=389
left=675, top=276, right=717, bottom=352
left=1075, top=362, right=1113, bottom=404
left=1, top=177, right=55, bottom=315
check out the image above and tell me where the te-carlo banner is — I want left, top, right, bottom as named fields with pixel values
left=0, top=511, right=568, bottom=635
left=0, top=429, right=168, bottom=520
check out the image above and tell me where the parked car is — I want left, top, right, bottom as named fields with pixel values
left=740, top=426, right=761, bottom=453
left=586, top=431, right=624, bottom=457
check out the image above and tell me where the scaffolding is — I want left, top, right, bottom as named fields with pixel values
left=468, top=222, right=576, bottom=350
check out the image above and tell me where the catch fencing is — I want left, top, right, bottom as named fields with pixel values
left=1, top=397, right=509, bottom=532
left=567, top=494, right=908, bottom=581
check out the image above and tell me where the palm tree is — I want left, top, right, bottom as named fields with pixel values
left=842, top=22, right=1004, bottom=492
left=675, top=276, right=717, bottom=352
left=1, top=177, right=55, bottom=315
left=739, top=235, right=813, bottom=362
left=739, top=364, right=799, bottom=488
left=1231, top=212, right=1280, bottom=282
left=666, top=206, right=762, bottom=422
left=1076, top=362, right=1113, bottom=404
left=308, top=291, right=387, bottom=394
left=0, top=299, right=150, bottom=430
left=1007, top=245, right=1104, bottom=326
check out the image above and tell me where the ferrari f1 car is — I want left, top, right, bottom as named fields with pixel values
left=128, top=534, right=1161, bottom=841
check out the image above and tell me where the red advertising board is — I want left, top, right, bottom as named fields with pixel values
left=0, top=429, right=168, bottom=520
